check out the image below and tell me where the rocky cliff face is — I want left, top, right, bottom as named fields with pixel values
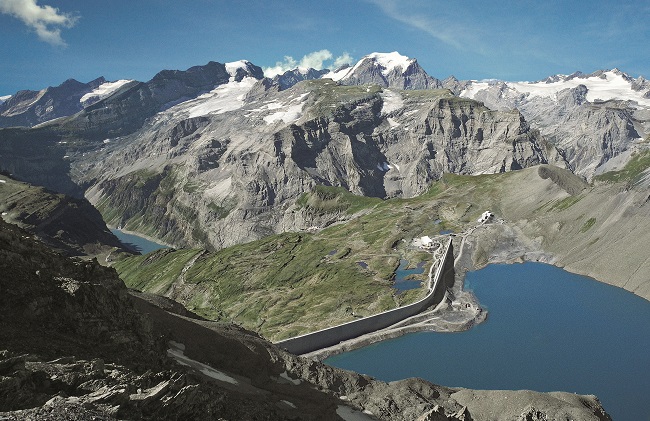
left=0, top=77, right=108, bottom=128
left=460, top=69, right=650, bottom=179
left=79, top=79, right=558, bottom=249
left=0, top=219, right=613, bottom=420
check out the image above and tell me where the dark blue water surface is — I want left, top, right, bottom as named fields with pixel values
left=325, top=262, right=650, bottom=421
left=110, top=228, right=168, bottom=254
left=393, top=259, right=424, bottom=291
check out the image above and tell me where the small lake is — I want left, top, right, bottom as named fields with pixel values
left=325, top=262, right=650, bottom=421
left=110, top=228, right=168, bottom=254
left=393, top=259, right=424, bottom=291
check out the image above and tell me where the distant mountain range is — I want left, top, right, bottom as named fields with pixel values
left=1, top=52, right=649, bottom=249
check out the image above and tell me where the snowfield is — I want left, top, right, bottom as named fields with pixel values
left=380, top=89, right=404, bottom=115
left=185, top=77, right=257, bottom=118
left=80, top=80, right=133, bottom=106
left=263, top=93, right=309, bottom=124
left=461, top=71, right=650, bottom=108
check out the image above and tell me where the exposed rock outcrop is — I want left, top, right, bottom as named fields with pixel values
left=0, top=173, right=130, bottom=257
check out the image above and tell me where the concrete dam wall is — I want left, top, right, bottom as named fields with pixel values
left=276, top=238, right=455, bottom=355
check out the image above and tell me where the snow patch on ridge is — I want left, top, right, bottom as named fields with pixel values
left=263, top=93, right=309, bottom=124
left=185, top=77, right=257, bottom=118
left=0, top=95, right=11, bottom=105
left=380, top=89, right=404, bottom=115
left=80, top=80, right=133, bottom=105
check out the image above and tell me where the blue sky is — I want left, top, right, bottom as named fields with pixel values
left=1, top=0, right=649, bottom=95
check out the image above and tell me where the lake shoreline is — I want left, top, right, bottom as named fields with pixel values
left=109, top=226, right=176, bottom=251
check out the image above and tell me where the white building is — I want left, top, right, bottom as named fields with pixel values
left=420, top=235, right=434, bottom=248
left=478, top=211, right=494, bottom=223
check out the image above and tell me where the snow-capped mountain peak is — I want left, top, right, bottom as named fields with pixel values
left=323, top=51, right=414, bottom=81
left=364, top=51, right=415, bottom=75
left=225, top=60, right=260, bottom=80
left=0, top=95, right=10, bottom=105
left=321, top=51, right=440, bottom=90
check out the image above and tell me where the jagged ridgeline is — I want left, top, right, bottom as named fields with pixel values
left=2, top=54, right=648, bottom=254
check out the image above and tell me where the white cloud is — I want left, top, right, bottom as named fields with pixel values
left=299, top=49, right=333, bottom=69
left=0, top=0, right=78, bottom=46
left=263, top=50, right=355, bottom=77
left=333, top=52, right=354, bottom=69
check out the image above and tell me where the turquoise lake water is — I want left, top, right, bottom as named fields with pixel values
left=110, top=229, right=168, bottom=254
left=325, top=262, right=650, bottom=421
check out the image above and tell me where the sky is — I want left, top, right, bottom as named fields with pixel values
left=1, top=0, right=649, bottom=95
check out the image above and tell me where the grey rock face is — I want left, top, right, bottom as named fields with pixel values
left=79, top=81, right=559, bottom=249
left=271, top=68, right=330, bottom=90
left=441, top=76, right=471, bottom=96
left=459, top=69, right=650, bottom=179
left=0, top=77, right=107, bottom=128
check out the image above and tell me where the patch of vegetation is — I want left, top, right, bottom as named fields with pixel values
left=547, top=195, right=583, bottom=212
left=401, top=89, right=454, bottom=101
left=115, top=178, right=454, bottom=341
left=580, top=217, right=596, bottom=233
left=207, top=202, right=230, bottom=219
left=302, top=80, right=383, bottom=118
left=594, top=151, right=650, bottom=185
left=114, top=248, right=203, bottom=293
left=182, top=180, right=202, bottom=194
left=299, top=185, right=382, bottom=215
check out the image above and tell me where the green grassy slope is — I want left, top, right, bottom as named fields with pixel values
left=114, top=159, right=650, bottom=341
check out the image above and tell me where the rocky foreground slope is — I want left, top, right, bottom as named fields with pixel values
left=0, top=172, right=129, bottom=257
left=0, top=219, right=612, bottom=420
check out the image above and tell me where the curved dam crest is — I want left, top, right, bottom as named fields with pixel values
left=275, top=238, right=455, bottom=355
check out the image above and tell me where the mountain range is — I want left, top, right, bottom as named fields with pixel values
left=3, top=52, right=647, bottom=251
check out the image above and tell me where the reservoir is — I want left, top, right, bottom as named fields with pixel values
left=325, top=262, right=650, bottom=421
left=110, top=228, right=168, bottom=254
